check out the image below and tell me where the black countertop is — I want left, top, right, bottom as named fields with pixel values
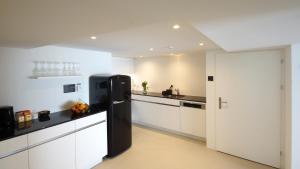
left=131, top=90, right=206, bottom=103
left=0, top=107, right=106, bottom=142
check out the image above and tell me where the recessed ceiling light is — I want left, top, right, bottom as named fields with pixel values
left=199, top=42, right=204, bottom=46
left=173, top=24, right=180, bottom=29
left=90, top=36, right=97, bottom=40
left=168, top=46, right=174, bottom=49
left=149, top=48, right=154, bottom=51
left=139, top=55, right=144, bottom=58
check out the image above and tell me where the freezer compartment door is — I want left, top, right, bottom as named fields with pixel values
left=110, top=75, right=131, bottom=102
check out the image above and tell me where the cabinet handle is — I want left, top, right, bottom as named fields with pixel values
left=113, top=100, right=125, bottom=104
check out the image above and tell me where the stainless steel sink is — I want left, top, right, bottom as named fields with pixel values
left=169, top=95, right=185, bottom=99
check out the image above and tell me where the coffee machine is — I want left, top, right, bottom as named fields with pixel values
left=0, top=106, right=15, bottom=128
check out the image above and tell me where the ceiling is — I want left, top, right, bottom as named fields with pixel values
left=1, top=0, right=300, bottom=57
left=60, top=22, right=219, bottom=57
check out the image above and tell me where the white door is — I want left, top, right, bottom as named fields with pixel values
left=29, top=134, right=76, bottom=169
left=215, top=51, right=281, bottom=167
left=76, top=122, right=107, bottom=169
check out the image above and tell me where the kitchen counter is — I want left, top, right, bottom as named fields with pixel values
left=0, top=107, right=106, bottom=142
left=131, top=90, right=206, bottom=103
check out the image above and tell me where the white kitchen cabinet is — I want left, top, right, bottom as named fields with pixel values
left=28, top=121, right=75, bottom=146
left=0, top=112, right=107, bottom=169
left=0, top=135, right=28, bottom=158
left=76, top=122, right=107, bottom=169
left=180, top=104, right=206, bottom=138
left=132, top=95, right=206, bottom=139
left=132, top=95, right=180, bottom=106
left=0, top=151, right=29, bottom=169
left=0, top=135, right=28, bottom=169
left=132, top=100, right=180, bottom=131
left=28, top=133, right=76, bottom=169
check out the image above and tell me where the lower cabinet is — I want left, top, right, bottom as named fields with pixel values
left=132, top=100, right=180, bottom=131
left=180, top=106, right=206, bottom=138
left=76, top=122, right=107, bottom=169
left=28, top=134, right=76, bottom=169
left=0, top=151, right=29, bottom=169
left=0, top=112, right=107, bottom=169
left=132, top=98, right=206, bottom=139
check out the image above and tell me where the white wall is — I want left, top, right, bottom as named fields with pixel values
left=111, top=57, right=134, bottom=75
left=0, top=46, right=111, bottom=113
left=134, top=53, right=206, bottom=96
left=205, top=50, right=219, bottom=149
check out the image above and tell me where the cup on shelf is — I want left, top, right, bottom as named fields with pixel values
left=54, top=61, right=61, bottom=76
left=32, top=61, right=39, bottom=77
left=39, top=61, right=46, bottom=76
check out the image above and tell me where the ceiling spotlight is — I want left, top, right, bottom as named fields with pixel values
left=168, top=46, right=174, bottom=49
left=173, top=24, right=180, bottom=29
left=139, top=55, right=144, bottom=58
left=199, top=42, right=204, bottom=46
left=90, top=36, right=97, bottom=40
left=149, top=48, right=154, bottom=51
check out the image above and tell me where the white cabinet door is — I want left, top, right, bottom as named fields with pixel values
left=28, top=121, right=75, bottom=147
left=180, top=107, right=206, bottom=138
left=0, top=135, right=28, bottom=158
left=132, top=100, right=180, bottom=131
left=28, top=134, right=76, bottom=169
left=0, top=151, right=28, bottom=169
left=76, top=122, right=107, bottom=169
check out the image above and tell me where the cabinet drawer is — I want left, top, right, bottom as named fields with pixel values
left=75, top=112, right=106, bottom=130
left=28, top=121, right=75, bottom=146
left=28, top=134, right=75, bottom=169
left=0, top=135, right=28, bottom=158
left=132, top=100, right=180, bottom=131
left=132, top=95, right=180, bottom=106
left=0, top=151, right=29, bottom=169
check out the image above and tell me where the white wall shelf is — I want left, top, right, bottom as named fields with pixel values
left=30, top=75, right=82, bottom=79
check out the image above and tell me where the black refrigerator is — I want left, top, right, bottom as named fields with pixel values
left=89, top=75, right=132, bottom=157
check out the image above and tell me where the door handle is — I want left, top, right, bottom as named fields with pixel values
left=113, top=100, right=125, bottom=104
left=219, top=97, right=228, bottom=109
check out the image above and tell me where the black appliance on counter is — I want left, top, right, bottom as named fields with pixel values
left=0, top=106, right=15, bottom=128
left=89, top=75, right=132, bottom=157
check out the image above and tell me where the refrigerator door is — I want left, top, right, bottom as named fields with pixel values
left=109, top=100, right=132, bottom=157
left=107, top=75, right=132, bottom=157
left=110, top=75, right=131, bottom=102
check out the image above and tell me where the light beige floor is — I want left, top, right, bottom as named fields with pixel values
left=94, top=126, right=275, bottom=169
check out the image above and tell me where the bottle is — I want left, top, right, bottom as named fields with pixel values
left=169, top=85, right=174, bottom=95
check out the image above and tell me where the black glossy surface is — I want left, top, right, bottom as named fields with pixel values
left=132, top=90, right=206, bottom=103
left=90, top=75, right=132, bottom=158
left=108, top=75, right=132, bottom=157
left=0, top=108, right=106, bottom=142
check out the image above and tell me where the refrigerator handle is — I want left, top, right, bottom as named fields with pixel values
left=113, top=100, right=125, bottom=104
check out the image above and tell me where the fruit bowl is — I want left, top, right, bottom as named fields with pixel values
left=71, top=102, right=89, bottom=114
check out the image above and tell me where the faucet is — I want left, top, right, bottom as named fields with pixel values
left=175, top=88, right=180, bottom=95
